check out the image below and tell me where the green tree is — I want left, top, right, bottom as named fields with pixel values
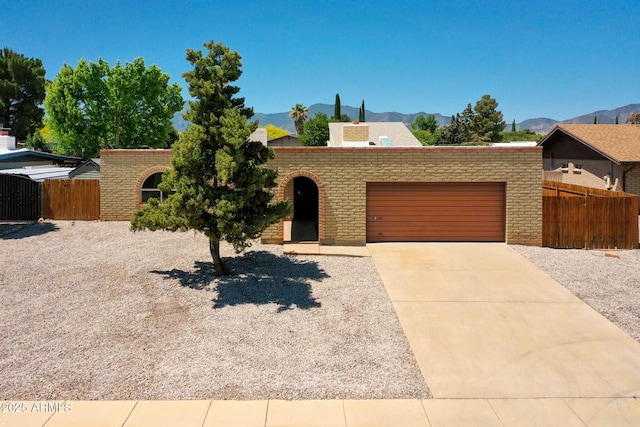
left=166, top=126, right=180, bottom=148
left=359, top=100, right=365, bottom=122
left=0, top=48, right=46, bottom=143
left=499, top=129, right=544, bottom=142
left=289, top=103, right=309, bottom=135
left=511, top=119, right=516, bottom=132
left=44, top=57, right=183, bottom=158
left=25, top=129, right=52, bottom=153
left=412, top=129, right=439, bottom=145
left=436, top=105, right=478, bottom=145
left=472, top=94, right=505, bottom=142
left=411, top=114, right=438, bottom=133
left=615, top=115, right=619, bottom=124
left=437, top=114, right=465, bottom=145
left=338, top=113, right=351, bottom=122
left=130, top=40, right=290, bottom=276
left=333, top=93, right=341, bottom=121
left=594, top=116, right=598, bottom=124
left=265, top=124, right=289, bottom=139
left=300, top=112, right=329, bottom=146
left=627, top=113, right=640, bottom=124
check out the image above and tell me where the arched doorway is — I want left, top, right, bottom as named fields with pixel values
left=292, top=176, right=319, bottom=241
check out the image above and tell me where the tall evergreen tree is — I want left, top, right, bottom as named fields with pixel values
left=594, top=116, right=598, bottom=124
left=0, top=48, right=46, bottom=143
left=130, top=40, right=290, bottom=276
left=359, top=100, right=365, bottom=122
left=472, top=94, right=505, bottom=142
left=511, top=119, right=516, bottom=132
left=333, top=93, right=341, bottom=121
left=615, top=115, right=619, bottom=124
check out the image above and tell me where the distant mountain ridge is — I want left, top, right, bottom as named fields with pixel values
left=173, top=103, right=640, bottom=136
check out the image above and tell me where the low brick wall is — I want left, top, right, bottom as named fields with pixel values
left=100, top=146, right=543, bottom=246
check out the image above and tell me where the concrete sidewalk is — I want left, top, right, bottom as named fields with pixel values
left=4, top=242, right=640, bottom=426
left=3, top=398, right=640, bottom=426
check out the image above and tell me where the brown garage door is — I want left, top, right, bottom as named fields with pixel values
left=366, top=182, right=506, bottom=242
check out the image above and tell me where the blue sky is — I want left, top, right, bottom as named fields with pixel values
left=2, top=0, right=638, bottom=122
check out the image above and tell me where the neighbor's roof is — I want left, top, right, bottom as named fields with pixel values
left=538, top=124, right=640, bottom=163
left=0, top=148, right=82, bottom=163
left=328, top=122, right=422, bottom=147
left=0, top=166, right=74, bottom=181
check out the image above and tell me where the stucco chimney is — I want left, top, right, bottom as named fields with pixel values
left=0, top=129, right=16, bottom=151
left=342, top=123, right=369, bottom=143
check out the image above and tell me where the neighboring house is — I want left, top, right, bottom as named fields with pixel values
left=328, top=122, right=422, bottom=147
left=538, top=124, right=640, bottom=195
left=100, top=144, right=542, bottom=247
left=69, top=158, right=101, bottom=180
left=0, top=130, right=81, bottom=178
left=268, top=135, right=300, bottom=147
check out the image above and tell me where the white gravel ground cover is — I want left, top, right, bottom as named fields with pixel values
left=0, top=221, right=430, bottom=400
left=513, top=245, right=640, bottom=342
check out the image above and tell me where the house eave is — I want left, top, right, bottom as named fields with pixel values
left=538, top=125, right=623, bottom=165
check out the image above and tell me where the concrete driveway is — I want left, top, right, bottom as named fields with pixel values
left=368, top=242, right=640, bottom=400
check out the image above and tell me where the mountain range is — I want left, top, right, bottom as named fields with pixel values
left=174, top=103, right=640, bottom=136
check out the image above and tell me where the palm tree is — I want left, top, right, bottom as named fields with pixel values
left=289, top=103, right=310, bottom=136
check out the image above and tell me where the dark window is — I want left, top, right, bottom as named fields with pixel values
left=141, top=173, right=168, bottom=203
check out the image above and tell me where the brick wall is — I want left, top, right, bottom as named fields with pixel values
left=100, top=146, right=543, bottom=245
left=342, top=124, right=369, bottom=142
left=100, top=150, right=173, bottom=220
left=262, top=146, right=542, bottom=246
left=625, top=167, right=640, bottom=199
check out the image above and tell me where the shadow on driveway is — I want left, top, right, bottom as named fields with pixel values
left=0, top=222, right=59, bottom=239
left=151, top=251, right=328, bottom=312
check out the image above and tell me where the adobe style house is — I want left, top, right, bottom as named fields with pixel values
left=100, top=143, right=542, bottom=246
left=539, top=124, right=640, bottom=196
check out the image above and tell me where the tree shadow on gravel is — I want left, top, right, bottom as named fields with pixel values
left=0, top=222, right=59, bottom=240
left=151, top=251, right=328, bottom=312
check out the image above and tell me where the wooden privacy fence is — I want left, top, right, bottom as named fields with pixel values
left=543, top=180, right=638, bottom=249
left=42, top=179, right=100, bottom=220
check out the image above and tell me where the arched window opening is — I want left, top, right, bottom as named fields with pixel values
left=140, top=173, right=169, bottom=203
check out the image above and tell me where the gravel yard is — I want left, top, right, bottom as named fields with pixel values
left=0, top=221, right=430, bottom=400
left=513, top=245, right=640, bottom=342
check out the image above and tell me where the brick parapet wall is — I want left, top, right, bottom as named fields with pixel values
left=100, top=146, right=543, bottom=245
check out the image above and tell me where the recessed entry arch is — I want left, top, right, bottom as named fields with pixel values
left=278, top=170, right=325, bottom=243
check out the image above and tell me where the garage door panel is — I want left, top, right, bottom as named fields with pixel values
left=367, top=222, right=506, bottom=232
left=366, top=182, right=505, bottom=242
left=369, top=202, right=504, bottom=211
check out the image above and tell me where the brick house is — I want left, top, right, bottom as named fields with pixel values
left=539, top=124, right=640, bottom=196
left=100, top=145, right=542, bottom=246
